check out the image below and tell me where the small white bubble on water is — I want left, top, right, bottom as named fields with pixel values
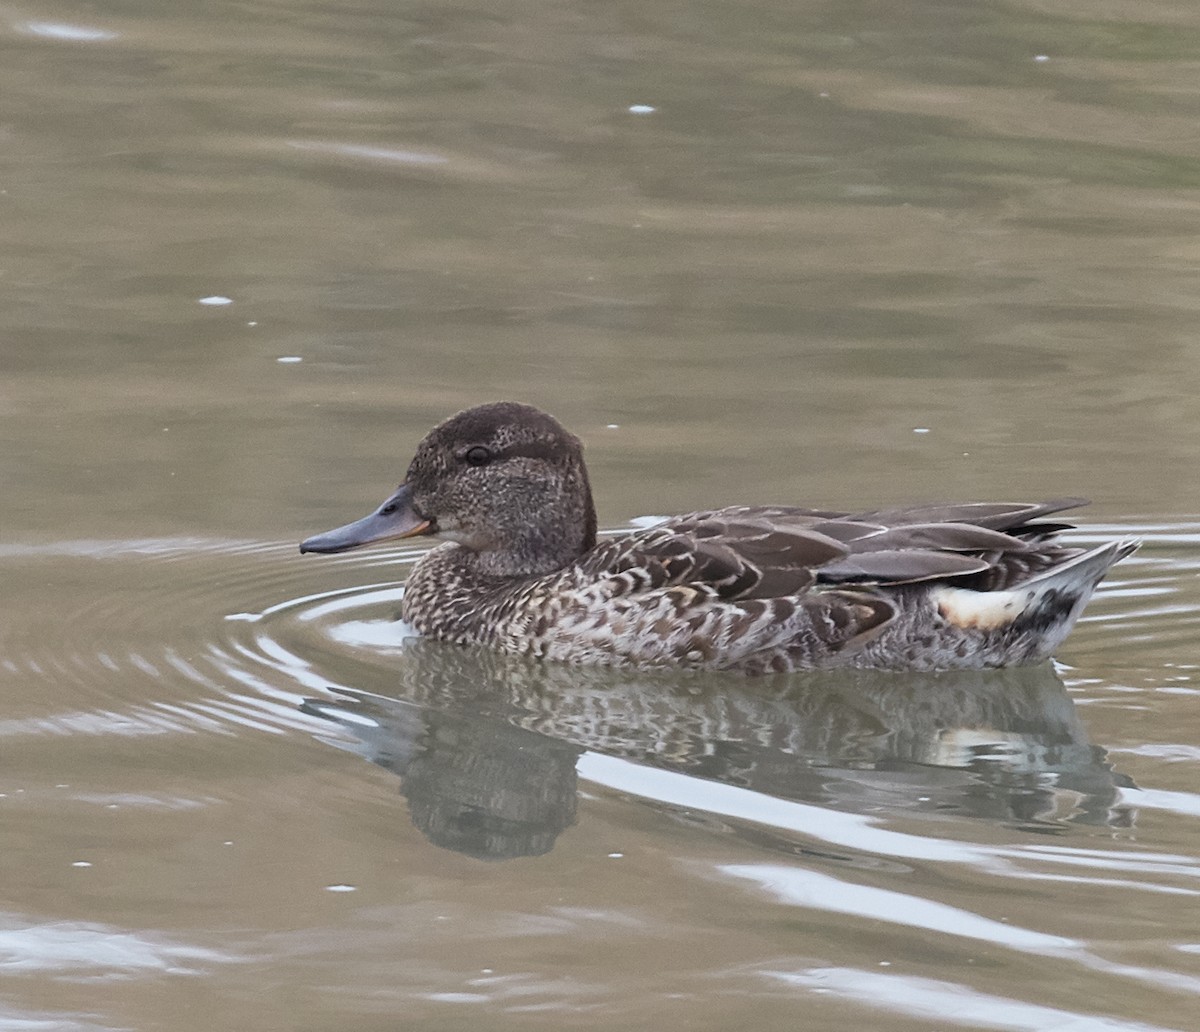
left=72, top=861, right=93, bottom=868
left=628, top=104, right=656, bottom=114
left=247, top=321, right=258, bottom=327
left=913, top=428, right=930, bottom=434
left=198, top=295, right=233, bottom=306
left=606, top=423, right=620, bottom=430
left=277, top=356, right=303, bottom=364
left=325, top=884, right=357, bottom=893
left=607, top=852, right=624, bottom=859
left=1034, top=54, right=1049, bottom=62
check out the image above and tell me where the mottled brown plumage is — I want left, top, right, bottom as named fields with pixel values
left=301, top=402, right=1138, bottom=672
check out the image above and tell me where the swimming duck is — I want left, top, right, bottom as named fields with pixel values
left=300, top=402, right=1137, bottom=673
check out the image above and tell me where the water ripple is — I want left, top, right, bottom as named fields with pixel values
left=762, top=967, right=1188, bottom=1032
left=2, top=521, right=1198, bottom=1028
left=3, top=522, right=1198, bottom=841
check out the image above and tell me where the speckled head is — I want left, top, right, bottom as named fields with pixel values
left=407, top=402, right=597, bottom=576
left=301, top=402, right=598, bottom=578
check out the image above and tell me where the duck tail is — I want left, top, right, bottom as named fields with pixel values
left=927, top=538, right=1138, bottom=666
left=1008, top=538, right=1140, bottom=660
left=1020, top=538, right=1140, bottom=595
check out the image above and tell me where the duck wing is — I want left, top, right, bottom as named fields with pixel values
left=630, top=500, right=1089, bottom=591
left=558, top=500, right=1092, bottom=668
left=568, top=520, right=894, bottom=667
left=600, top=514, right=849, bottom=600
left=823, top=498, right=1092, bottom=589
left=848, top=497, right=1088, bottom=535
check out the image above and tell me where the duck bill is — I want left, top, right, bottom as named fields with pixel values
left=300, top=483, right=432, bottom=554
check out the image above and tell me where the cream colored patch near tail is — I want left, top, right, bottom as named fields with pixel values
left=932, top=586, right=1032, bottom=631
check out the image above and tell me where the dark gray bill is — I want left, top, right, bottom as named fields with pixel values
left=300, top=483, right=432, bottom=554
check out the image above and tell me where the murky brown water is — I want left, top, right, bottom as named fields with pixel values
left=4, top=1, right=1200, bottom=1029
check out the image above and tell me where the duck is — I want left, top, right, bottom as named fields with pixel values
left=300, top=401, right=1138, bottom=673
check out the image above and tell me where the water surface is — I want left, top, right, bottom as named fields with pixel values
left=3, top=2, right=1200, bottom=1030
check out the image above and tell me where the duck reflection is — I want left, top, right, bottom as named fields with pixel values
left=301, top=641, right=1132, bottom=860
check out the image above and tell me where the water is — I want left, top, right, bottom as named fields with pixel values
left=3, top=1, right=1200, bottom=1029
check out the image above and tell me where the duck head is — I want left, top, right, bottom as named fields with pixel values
left=300, top=402, right=598, bottom=578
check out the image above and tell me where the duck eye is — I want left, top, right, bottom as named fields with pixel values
left=463, top=445, right=492, bottom=467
